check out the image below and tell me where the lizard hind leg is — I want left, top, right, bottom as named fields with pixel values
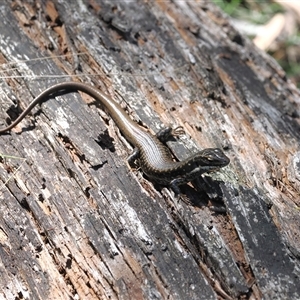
left=127, top=147, right=140, bottom=165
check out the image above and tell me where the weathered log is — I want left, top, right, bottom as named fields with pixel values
left=0, top=1, right=299, bottom=299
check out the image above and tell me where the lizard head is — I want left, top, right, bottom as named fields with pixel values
left=189, top=148, right=230, bottom=173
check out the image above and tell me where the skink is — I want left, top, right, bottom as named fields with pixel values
left=0, top=82, right=230, bottom=194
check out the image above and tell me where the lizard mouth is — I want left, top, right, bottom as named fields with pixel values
left=204, top=166, right=222, bottom=173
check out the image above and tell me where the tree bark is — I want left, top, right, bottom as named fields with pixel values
left=0, top=1, right=299, bottom=299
